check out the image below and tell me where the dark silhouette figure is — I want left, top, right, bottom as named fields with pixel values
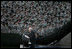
left=29, top=30, right=36, bottom=48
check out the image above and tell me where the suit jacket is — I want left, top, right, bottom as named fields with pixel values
left=29, top=30, right=36, bottom=44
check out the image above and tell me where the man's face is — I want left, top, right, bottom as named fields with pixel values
left=28, top=27, right=33, bottom=32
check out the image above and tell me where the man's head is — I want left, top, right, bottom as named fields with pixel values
left=28, top=26, right=33, bottom=32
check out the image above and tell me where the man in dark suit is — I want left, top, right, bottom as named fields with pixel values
left=28, top=26, right=37, bottom=48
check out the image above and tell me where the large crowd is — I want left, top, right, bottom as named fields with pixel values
left=1, top=1, right=71, bottom=36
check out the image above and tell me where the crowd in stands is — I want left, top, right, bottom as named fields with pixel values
left=1, top=1, right=71, bottom=36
